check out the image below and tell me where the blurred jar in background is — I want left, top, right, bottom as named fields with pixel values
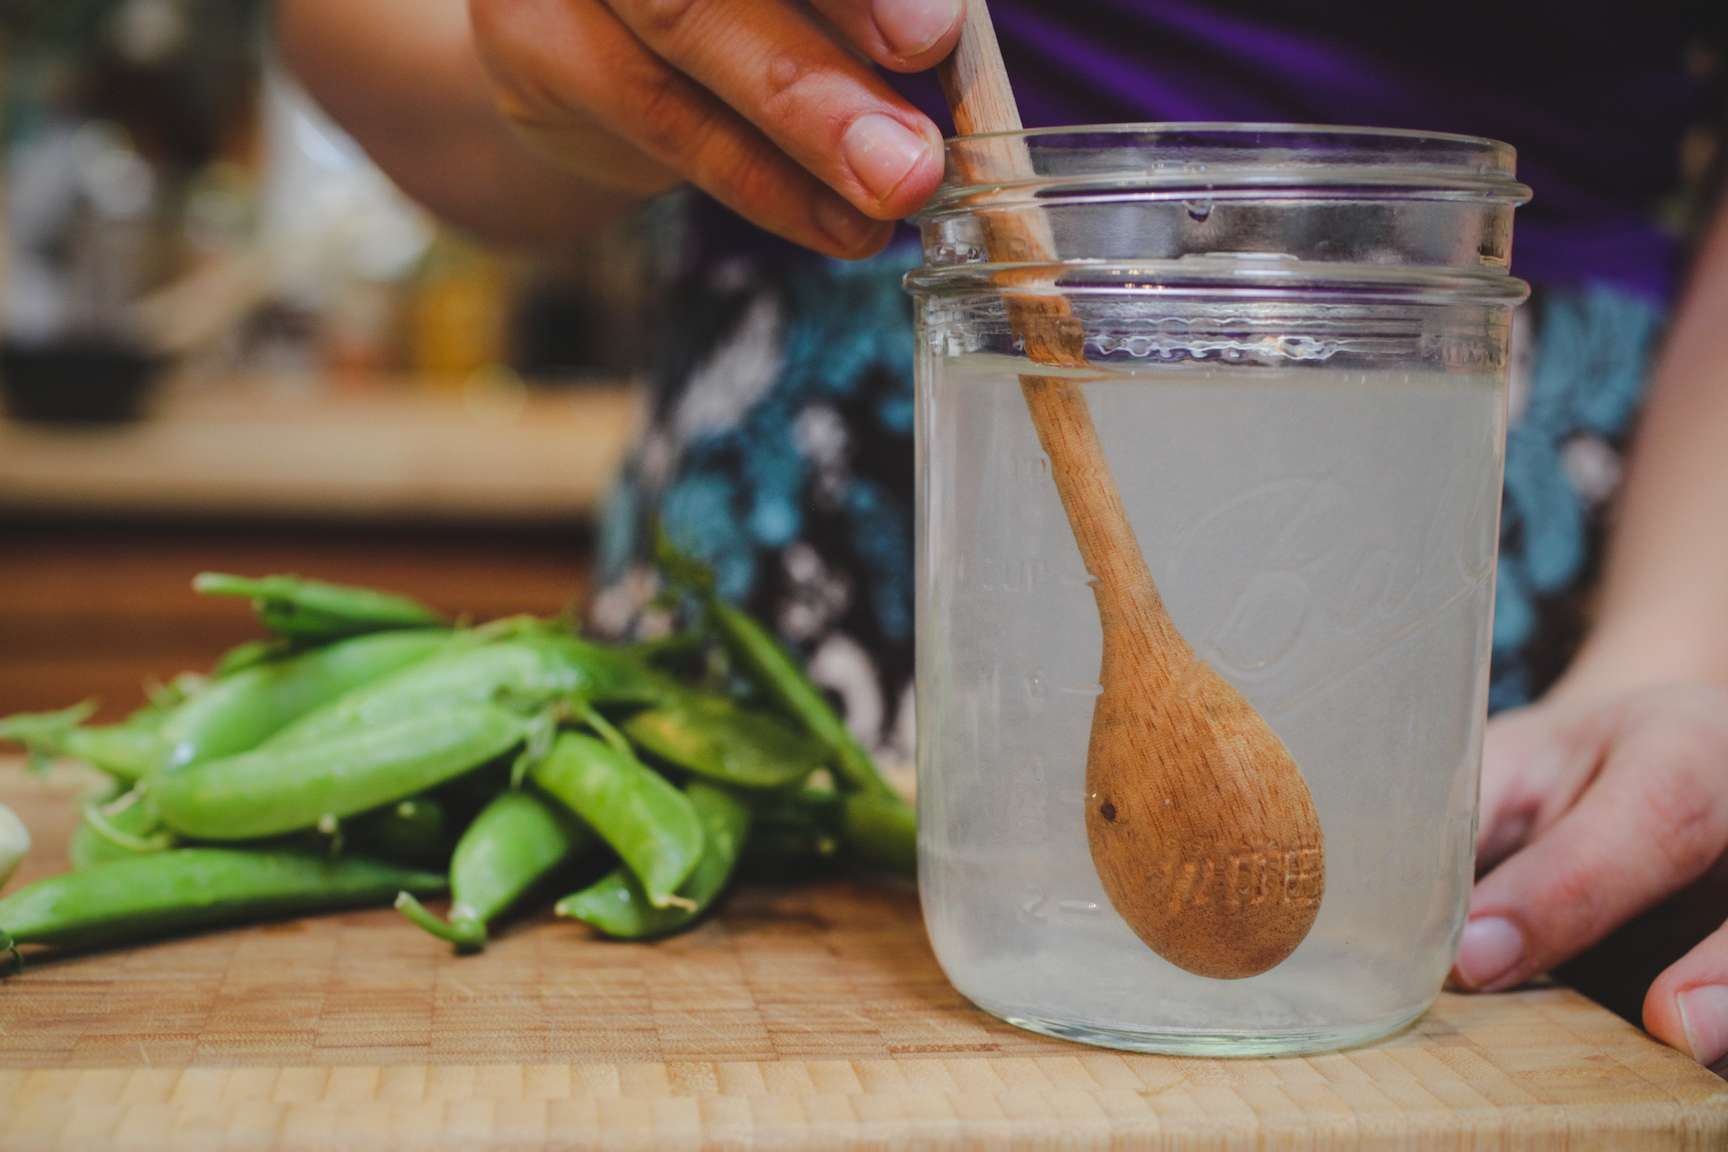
left=406, top=237, right=509, bottom=388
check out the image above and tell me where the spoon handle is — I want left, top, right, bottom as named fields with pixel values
left=937, top=2, right=1186, bottom=664
left=939, top=0, right=1024, bottom=138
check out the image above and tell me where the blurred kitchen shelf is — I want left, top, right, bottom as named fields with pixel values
left=0, top=378, right=642, bottom=523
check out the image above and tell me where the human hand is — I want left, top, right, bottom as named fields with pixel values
left=468, top=0, right=962, bottom=258
left=1459, top=682, right=1728, bottom=1067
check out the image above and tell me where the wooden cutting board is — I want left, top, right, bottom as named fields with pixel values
left=1, top=763, right=1724, bottom=1151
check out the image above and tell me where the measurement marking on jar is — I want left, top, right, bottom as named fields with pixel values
left=1022, top=672, right=1101, bottom=701
left=1018, top=893, right=1107, bottom=924
left=1055, top=899, right=1102, bottom=917
left=955, top=558, right=1049, bottom=594
left=1012, top=454, right=1052, bottom=482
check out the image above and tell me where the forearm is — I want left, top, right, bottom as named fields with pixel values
left=275, top=0, right=656, bottom=250
left=1564, top=194, right=1728, bottom=695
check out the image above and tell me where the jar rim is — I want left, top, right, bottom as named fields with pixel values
left=941, top=121, right=1516, bottom=152
left=928, top=122, right=1532, bottom=213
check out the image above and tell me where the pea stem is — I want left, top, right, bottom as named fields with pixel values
left=394, top=892, right=486, bottom=951
left=83, top=801, right=175, bottom=855
left=575, top=702, right=632, bottom=758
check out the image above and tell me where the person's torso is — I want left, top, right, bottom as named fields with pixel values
left=604, top=2, right=1717, bottom=743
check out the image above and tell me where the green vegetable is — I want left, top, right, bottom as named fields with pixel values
left=209, top=638, right=300, bottom=679
left=528, top=732, right=703, bottom=909
left=743, top=788, right=915, bottom=876
left=0, top=849, right=446, bottom=965
left=707, top=601, right=894, bottom=797
left=0, top=703, right=162, bottom=783
left=0, top=803, right=29, bottom=889
left=0, top=565, right=915, bottom=975
left=347, top=796, right=453, bottom=869
left=557, top=782, right=749, bottom=939
left=397, top=789, right=590, bottom=951
left=652, top=525, right=892, bottom=796
left=838, top=792, right=917, bottom=876
left=159, top=629, right=453, bottom=771
left=67, top=789, right=175, bottom=871
left=270, top=637, right=669, bottom=749
left=622, top=695, right=827, bottom=790
left=154, top=705, right=528, bottom=841
left=193, top=572, right=446, bottom=640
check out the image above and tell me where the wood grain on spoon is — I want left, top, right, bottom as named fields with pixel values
left=936, top=0, right=1325, bottom=979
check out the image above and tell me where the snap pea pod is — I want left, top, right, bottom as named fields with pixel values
left=160, top=629, right=454, bottom=771
left=527, top=732, right=703, bottom=909
left=346, top=796, right=452, bottom=869
left=210, top=637, right=301, bottom=679
left=193, top=572, right=446, bottom=640
left=742, top=789, right=916, bottom=877
left=68, top=791, right=174, bottom=871
left=0, top=849, right=446, bottom=962
left=270, top=637, right=670, bottom=749
left=838, top=792, right=917, bottom=877
left=556, top=782, right=749, bottom=939
left=651, top=526, right=884, bottom=792
left=0, top=803, right=28, bottom=889
left=621, top=695, right=827, bottom=791
left=397, top=789, right=591, bottom=951
left=740, top=790, right=842, bottom=871
left=707, top=601, right=894, bottom=798
left=0, top=703, right=162, bottom=783
left=154, top=704, right=528, bottom=841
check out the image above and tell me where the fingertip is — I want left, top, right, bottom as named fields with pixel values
left=1644, top=926, right=1728, bottom=1065
left=1452, top=914, right=1527, bottom=992
left=840, top=112, right=946, bottom=219
left=870, top=0, right=964, bottom=72
left=1642, top=976, right=1687, bottom=1054
left=812, top=195, right=896, bottom=259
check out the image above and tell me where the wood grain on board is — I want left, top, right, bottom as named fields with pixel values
left=0, top=764, right=1724, bottom=1150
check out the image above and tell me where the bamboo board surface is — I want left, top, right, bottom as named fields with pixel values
left=1, top=763, right=1724, bottom=1150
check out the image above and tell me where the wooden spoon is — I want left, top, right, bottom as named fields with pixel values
left=936, top=1, right=1325, bottom=979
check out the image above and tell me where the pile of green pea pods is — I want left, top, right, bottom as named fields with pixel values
left=0, top=561, right=914, bottom=973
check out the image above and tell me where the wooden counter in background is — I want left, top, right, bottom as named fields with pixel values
left=0, top=379, right=641, bottom=523
left=0, top=523, right=593, bottom=720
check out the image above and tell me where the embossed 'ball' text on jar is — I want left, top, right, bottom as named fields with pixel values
left=906, top=125, right=1531, bottom=1056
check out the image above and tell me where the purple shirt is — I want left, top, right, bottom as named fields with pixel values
left=697, top=1, right=1715, bottom=302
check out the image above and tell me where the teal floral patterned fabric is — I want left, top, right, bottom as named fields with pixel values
left=1491, top=286, right=1666, bottom=710
left=591, top=237, right=926, bottom=759
left=593, top=232, right=1666, bottom=749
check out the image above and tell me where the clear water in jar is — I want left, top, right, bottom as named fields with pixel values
left=916, top=350, right=1506, bottom=1055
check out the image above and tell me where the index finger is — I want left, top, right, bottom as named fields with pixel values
left=605, top=0, right=947, bottom=219
left=807, top=0, right=965, bottom=72
left=1454, top=716, right=1728, bottom=992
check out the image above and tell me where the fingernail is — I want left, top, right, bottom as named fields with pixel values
left=1677, top=986, right=1728, bottom=1067
left=1455, top=916, right=1525, bottom=990
left=873, top=0, right=962, bottom=57
left=842, top=113, right=932, bottom=203
left=813, top=195, right=885, bottom=254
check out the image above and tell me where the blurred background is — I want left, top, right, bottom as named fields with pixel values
left=0, top=1, right=656, bottom=717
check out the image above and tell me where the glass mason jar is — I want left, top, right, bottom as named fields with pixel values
left=906, top=125, right=1530, bottom=1056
